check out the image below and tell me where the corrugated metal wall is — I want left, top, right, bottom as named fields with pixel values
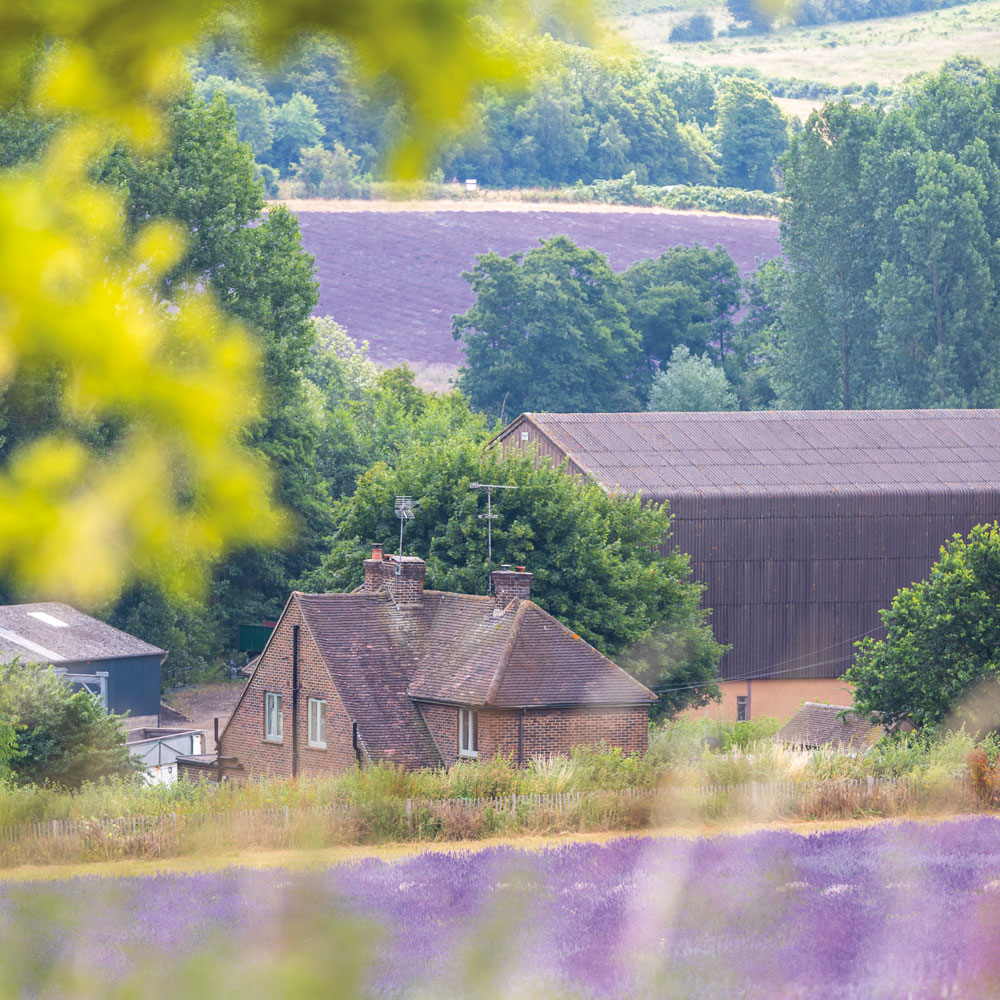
left=496, top=419, right=999, bottom=682
left=670, top=489, right=998, bottom=680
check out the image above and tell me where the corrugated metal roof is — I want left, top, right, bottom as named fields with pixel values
left=0, top=602, right=165, bottom=663
left=506, top=410, right=1000, bottom=499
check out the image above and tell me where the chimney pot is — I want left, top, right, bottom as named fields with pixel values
left=371, top=542, right=383, bottom=560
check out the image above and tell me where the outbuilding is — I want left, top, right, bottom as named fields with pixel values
left=493, top=409, right=1000, bottom=720
left=0, top=602, right=166, bottom=722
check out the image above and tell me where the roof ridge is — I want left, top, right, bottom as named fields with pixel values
left=484, top=600, right=529, bottom=706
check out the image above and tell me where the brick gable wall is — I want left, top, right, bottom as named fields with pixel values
left=419, top=702, right=460, bottom=767
left=415, top=702, right=648, bottom=763
left=219, top=596, right=357, bottom=779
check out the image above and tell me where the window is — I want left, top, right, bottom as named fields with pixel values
left=308, top=698, right=327, bottom=748
left=459, top=708, right=479, bottom=758
left=264, top=691, right=283, bottom=742
left=736, top=695, right=748, bottom=722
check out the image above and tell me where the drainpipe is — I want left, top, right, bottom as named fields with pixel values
left=518, top=708, right=526, bottom=766
left=746, top=678, right=752, bottom=721
left=291, top=624, right=300, bottom=779
left=352, top=721, right=361, bottom=764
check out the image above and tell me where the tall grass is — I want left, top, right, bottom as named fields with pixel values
left=0, top=720, right=991, bottom=833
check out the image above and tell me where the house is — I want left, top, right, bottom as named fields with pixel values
left=492, top=409, right=1000, bottom=721
left=0, top=602, right=166, bottom=722
left=773, top=702, right=879, bottom=750
left=214, top=552, right=655, bottom=779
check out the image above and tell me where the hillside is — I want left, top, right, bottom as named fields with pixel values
left=289, top=201, right=781, bottom=367
left=615, top=0, right=1000, bottom=88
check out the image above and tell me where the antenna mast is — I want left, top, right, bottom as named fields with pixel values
left=469, top=482, right=517, bottom=594
left=394, top=496, right=416, bottom=574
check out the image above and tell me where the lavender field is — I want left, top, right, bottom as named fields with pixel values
left=3, top=817, right=999, bottom=999
left=294, top=207, right=780, bottom=366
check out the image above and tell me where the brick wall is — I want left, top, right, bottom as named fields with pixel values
left=480, top=706, right=648, bottom=760
left=415, top=701, right=648, bottom=764
left=219, top=595, right=358, bottom=780
left=418, top=702, right=460, bottom=767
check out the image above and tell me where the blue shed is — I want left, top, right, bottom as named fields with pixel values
left=0, top=602, right=166, bottom=720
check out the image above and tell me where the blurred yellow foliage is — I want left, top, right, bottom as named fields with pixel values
left=0, top=0, right=594, bottom=605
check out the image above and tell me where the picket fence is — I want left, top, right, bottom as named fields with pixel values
left=0, top=775, right=962, bottom=846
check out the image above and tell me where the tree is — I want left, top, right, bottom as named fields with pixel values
left=669, top=14, right=715, bottom=41
left=194, top=74, right=275, bottom=156
left=623, top=245, right=742, bottom=371
left=771, top=102, right=883, bottom=409
left=270, top=92, right=325, bottom=171
left=0, top=0, right=570, bottom=605
left=846, top=524, right=1000, bottom=730
left=292, top=142, right=367, bottom=197
left=725, top=0, right=789, bottom=32
left=302, top=436, right=726, bottom=717
left=715, top=78, right=788, bottom=191
left=99, top=92, right=333, bottom=669
left=870, top=149, right=999, bottom=408
left=648, top=346, right=738, bottom=412
left=453, top=236, right=645, bottom=417
left=0, top=660, right=142, bottom=787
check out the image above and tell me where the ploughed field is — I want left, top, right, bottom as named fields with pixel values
left=292, top=205, right=781, bottom=366
left=5, top=817, right=1000, bottom=998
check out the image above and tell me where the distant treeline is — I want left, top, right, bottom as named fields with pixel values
left=192, top=20, right=791, bottom=195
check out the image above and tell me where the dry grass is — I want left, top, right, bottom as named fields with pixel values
left=618, top=0, right=1000, bottom=87
left=0, top=813, right=959, bottom=884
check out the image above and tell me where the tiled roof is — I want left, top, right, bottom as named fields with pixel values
left=0, top=602, right=165, bottom=664
left=774, top=702, right=879, bottom=749
left=508, top=410, right=1000, bottom=498
left=295, top=589, right=654, bottom=769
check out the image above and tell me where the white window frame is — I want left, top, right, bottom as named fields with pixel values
left=736, top=695, right=748, bottom=722
left=308, top=697, right=327, bottom=749
left=458, top=707, right=479, bottom=759
left=264, top=691, right=283, bottom=742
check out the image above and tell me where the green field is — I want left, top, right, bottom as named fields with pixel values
left=614, top=0, right=1000, bottom=87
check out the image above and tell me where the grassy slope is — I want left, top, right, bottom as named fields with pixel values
left=614, top=0, right=1000, bottom=88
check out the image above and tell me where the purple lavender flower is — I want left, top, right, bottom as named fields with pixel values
left=2, top=817, right=1000, bottom=998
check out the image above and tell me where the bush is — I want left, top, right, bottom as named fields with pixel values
left=291, top=142, right=369, bottom=198
left=669, top=13, right=715, bottom=41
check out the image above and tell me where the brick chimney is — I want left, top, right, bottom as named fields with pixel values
left=385, top=555, right=426, bottom=607
left=363, top=543, right=384, bottom=594
left=493, top=565, right=532, bottom=609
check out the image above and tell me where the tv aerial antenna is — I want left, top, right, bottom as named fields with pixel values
left=394, top=496, right=417, bottom=574
left=469, top=482, right=517, bottom=594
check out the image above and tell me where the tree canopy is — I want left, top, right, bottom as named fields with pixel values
left=769, top=62, right=1000, bottom=411
left=647, top=346, right=739, bottom=412
left=846, top=523, right=1000, bottom=730
left=0, top=660, right=142, bottom=788
left=453, top=236, right=645, bottom=417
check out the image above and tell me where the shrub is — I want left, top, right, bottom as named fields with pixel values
left=669, top=13, right=715, bottom=41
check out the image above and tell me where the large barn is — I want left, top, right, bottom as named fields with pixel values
left=493, top=410, right=1000, bottom=721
